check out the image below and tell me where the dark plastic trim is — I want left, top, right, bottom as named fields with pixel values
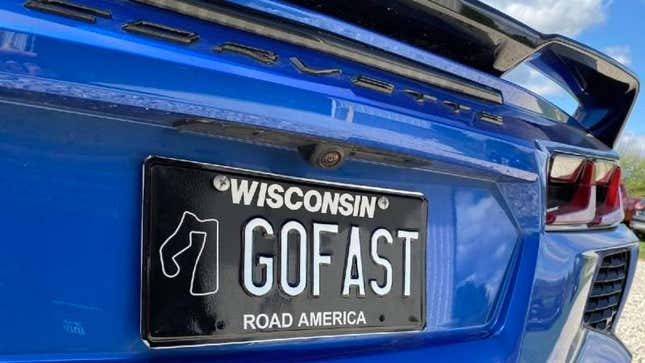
left=583, top=249, right=631, bottom=332
left=213, top=42, right=278, bottom=64
left=441, top=101, right=471, bottom=113
left=24, top=0, right=111, bottom=23
left=403, top=89, right=437, bottom=103
left=289, top=57, right=341, bottom=76
left=174, top=118, right=431, bottom=169
left=352, top=75, right=394, bottom=94
left=478, top=112, right=504, bottom=126
left=122, top=20, right=199, bottom=44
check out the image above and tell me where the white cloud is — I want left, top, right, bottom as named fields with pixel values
left=504, top=64, right=563, bottom=96
left=503, top=63, right=581, bottom=114
left=480, top=0, right=610, bottom=37
left=618, top=133, right=645, bottom=156
left=487, top=1, right=612, bottom=113
left=603, top=45, right=631, bottom=65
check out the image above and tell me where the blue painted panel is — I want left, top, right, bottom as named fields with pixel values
left=0, top=101, right=520, bottom=357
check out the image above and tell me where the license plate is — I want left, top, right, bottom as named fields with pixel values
left=142, top=157, right=427, bottom=347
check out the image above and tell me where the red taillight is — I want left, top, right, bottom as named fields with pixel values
left=546, top=154, right=622, bottom=228
left=591, top=162, right=623, bottom=225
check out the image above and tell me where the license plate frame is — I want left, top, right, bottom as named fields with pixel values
left=141, top=156, right=427, bottom=348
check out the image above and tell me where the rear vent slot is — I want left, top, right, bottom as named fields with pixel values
left=583, top=250, right=629, bottom=331
left=122, top=21, right=199, bottom=44
left=24, top=0, right=111, bottom=23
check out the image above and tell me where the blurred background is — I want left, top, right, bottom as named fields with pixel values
left=616, top=137, right=645, bottom=363
left=479, top=0, right=645, bottom=360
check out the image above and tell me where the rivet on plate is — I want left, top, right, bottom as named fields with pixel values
left=212, top=175, right=230, bottom=192
left=377, top=196, right=389, bottom=210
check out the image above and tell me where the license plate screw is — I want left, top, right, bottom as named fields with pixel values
left=212, top=175, right=230, bottom=192
left=377, top=196, right=389, bottom=210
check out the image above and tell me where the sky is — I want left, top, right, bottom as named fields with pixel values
left=480, top=0, right=645, bottom=145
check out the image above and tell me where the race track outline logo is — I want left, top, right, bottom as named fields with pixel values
left=159, top=211, right=219, bottom=296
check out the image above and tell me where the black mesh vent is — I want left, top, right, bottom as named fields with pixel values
left=583, top=251, right=630, bottom=331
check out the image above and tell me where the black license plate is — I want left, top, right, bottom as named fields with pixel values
left=142, top=157, right=427, bottom=347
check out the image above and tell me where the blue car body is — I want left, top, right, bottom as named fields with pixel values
left=0, top=0, right=639, bottom=362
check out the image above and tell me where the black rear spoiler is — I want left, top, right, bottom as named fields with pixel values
left=277, top=0, right=639, bottom=148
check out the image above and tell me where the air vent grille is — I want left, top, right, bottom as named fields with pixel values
left=583, top=251, right=629, bottom=331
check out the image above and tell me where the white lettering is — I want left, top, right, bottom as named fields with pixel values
left=370, top=228, right=393, bottom=296
left=243, top=218, right=274, bottom=296
left=333, top=311, right=342, bottom=325
left=243, top=314, right=256, bottom=330
left=231, top=178, right=258, bottom=205
left=352, top=196, right=361, bottom=217
left=321, top=192, right=340, bottom=215
left=357, top=311, right=366, bottom=325
left=359, top=196, right=377, bottom=218
left=269, top=313, right=281, bottom=328
left=298, top=312, right=309, bottom=327
left=226, top=179, right=383, bottom=219
left=257, top=182, right=268, bottom=207
left=303, top=190, right=322, bottom=213
left=295, top=311, right=366, bottom=328
left=323, top=311, right=332, bottom=326
left=312, top=223, right=336, bottom=296
left=282, top=313, right=293, bottom=328
left=347, top=311, right=356, bottom=324
left=256, top=314, right=269, bottom=329
left=342, top=226, right=365, bottom=296
left=339, top=193, right=353, bottom=216
left=284, top=186, right=303, bottom=210
left=243, top=313, right=294, bottom=330
left=310, top=312, right=322, bottom=326
left=266, top=183, right=284, bottom=209
left=280, top=220, right=307, bottom=296
left=398, top=230, right=419, bottom=297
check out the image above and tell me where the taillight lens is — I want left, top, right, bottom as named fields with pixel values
left=592, top=161, right=623, bottom=225
left=546, top=154, right=622, bottom=228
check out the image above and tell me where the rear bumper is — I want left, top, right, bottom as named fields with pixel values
left=521, top=227, right=638, bottom=363
left=576, top=330, right=632, bottom=363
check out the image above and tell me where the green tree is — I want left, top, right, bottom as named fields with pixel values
left=619, top=151, right=645, bottom=197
